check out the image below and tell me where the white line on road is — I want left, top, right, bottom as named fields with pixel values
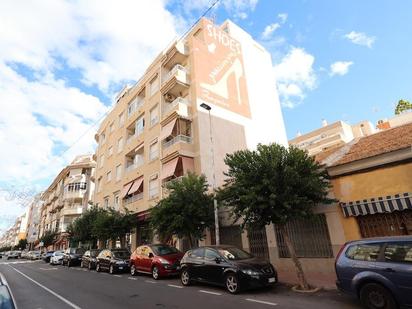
left=113, top=275, right=122, bottom=278
left=127, top=277, right=137, bottom=280
left=9, top=265, right=82, bottom=309
left=39, top=267, right=58, bottom=271
left=199, top=290, right=222, bottom=296
left=245, top=298, right=277, bottom=306
left=145, top=280, right=157, bottom=284
left=167, top=284, right=183, bottom=289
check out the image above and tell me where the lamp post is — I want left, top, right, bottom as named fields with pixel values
left=200, top=103, right=220, bottom=245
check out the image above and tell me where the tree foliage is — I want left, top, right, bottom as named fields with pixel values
left=218, top=144, right=334, bottom=290
left=150, top=173, right=214, bottom=247
left=395, top=99, right=412, bottom=115
left=17, top=239, right=28, bottom=250
left=40, top=230, right=57, bottom=247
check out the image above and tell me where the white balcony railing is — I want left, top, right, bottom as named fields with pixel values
left=163, top=97, right=189, bottom=116
left=162, top=135, right=192, bottom=149
left=62, top=207, right=83, bottom=216
left=125, top=158, right=144, bottom=173
left=163, top=64, right=187, bottom=84
left=124, top=192, right=143, bottom=205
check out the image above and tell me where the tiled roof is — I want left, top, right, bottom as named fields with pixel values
left=333, top=122, right=412, bottom=166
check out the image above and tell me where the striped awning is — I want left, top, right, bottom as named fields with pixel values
left=340, top=192, right=412, bottom=217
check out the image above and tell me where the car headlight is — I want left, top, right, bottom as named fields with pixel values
left=241, top=268, right=261, bottom=276
left=158, top=257, right=170, bottom=265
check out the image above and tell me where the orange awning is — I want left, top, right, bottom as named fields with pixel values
left=121, top=181, right=134, bottom=198
left=128, top=177, right=144, bottom=195
left=161, top=157, right=180, bottom=179
left=159, top=118, right=177, bottom=140
left=182, top=157, right=195, bottom=174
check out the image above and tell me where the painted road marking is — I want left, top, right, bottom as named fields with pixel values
left=167, top=284, right=183, bottom=289
left=127, top=277, right=137, bottom=281
left=114, top=275, right=122, bottom=278
left=9, top=265, right=82, bottom=309
left=245, top=299, right=277, bottom=306
left=199, top=290, right=222, bottom=296
left=145, top=280, right=157, bottom=284
left=40, top=267, right=58, bottom=271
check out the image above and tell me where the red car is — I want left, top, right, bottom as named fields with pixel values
left=130, top=244, right=183, bottom=280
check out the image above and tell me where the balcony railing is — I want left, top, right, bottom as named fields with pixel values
left=163, top=135, right=192, bottom=149
left=163, top=97, right=189, bottom=116
left=162, top=64, right=187, bottom=84
left=124, top=192, right=144, bottom=205
left=125, top=159, right=144, bottom=173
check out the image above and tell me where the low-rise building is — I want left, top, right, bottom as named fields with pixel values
left=376, top=111, right=412, bottom=130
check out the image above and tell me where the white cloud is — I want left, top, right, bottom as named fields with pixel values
left=261, top=23, right=281, bottom=39
left=330, top=61, right=353, bottom=76
left=273, top=47, right=317, bottom=108
left=278, top=13, right=288, bottom=24
left=344, top=31, right=376, bottom=48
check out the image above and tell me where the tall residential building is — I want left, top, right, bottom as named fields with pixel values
left=289, top=120, right=376, bottom=156
left=94, top=18, right=287, bottom=251
left=25, top=194, right=43, bottom=249
left=38, top=155, right=95, bottom=250
left=0, top=215, right=25, bottom=247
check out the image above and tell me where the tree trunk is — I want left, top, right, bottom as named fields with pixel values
left=279, top=224, right=310, bottom=290
left=188, top=235, right=193, bottom=249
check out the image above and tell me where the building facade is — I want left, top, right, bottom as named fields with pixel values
left=25, top=194, right=43, bottom=249
left=38, top=155, right=95, bottom=250
left=93, top=18, right=287, bottom=251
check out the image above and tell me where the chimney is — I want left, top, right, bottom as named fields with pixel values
left=296, top=131, right=302, bottom=137
left=322, top=119, right=328, bottom=127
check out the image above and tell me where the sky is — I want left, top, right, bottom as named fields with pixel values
left=0, top=0, right=411, bottom=235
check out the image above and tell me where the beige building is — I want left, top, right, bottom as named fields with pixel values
left=0, top=214, right=25, bottom=248
left=94, top=18, right=287, bottom=251
left=25, top=194, right=43, bottom=249
left=289, top=120, right=375, bottom=156
left=38, top=155, right=95, bottom=250
left=376, top=111, right=412, bottom=130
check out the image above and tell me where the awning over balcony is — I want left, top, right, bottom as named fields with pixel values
left=182, top=156, right=195, bottom=174
left=128, top=177, right=144, bottom=195
left=121, top=182, right=134, bottom=198
left=340, top=192, right=412, bottom=217
left=161, top=157, right=179, bottom=179
left=137, top=210, right=150, bottom=222
left=160, top=118, right=177, bottom=140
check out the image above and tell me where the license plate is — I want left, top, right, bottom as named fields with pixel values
left=118, top=267, right=123, bottom=270
left=268, top=277, right=276, bottom=283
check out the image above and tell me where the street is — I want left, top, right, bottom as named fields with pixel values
left=0, top=258, right=361, bottom=309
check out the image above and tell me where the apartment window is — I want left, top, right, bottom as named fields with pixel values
left=117, top=137, right=124, bottom=153
left=113, top=192, right=120, bottom=210
left=150, top=105, right=159, bottom=126
left=149, top=176, right=159, bottom=199
left=99, top=155, right=105, bottom=168
left=100, top=132, right=106, bottom=144
left=108, top=146, right=113, bottom=156
left=136, top=114, right=145, bottom=136
left=149, top=75, right=159, bottom=96
left=109, top=122, right=114, bottom=133
left=104, top=197, right=109, bottom=209
left=97, top=177, right=102, bottom=192
left=116, top=164, right=122, bottom=181
left=106, top=171, right=112, bottom=182
left=149, top=140, right=159, bottom=161
left=118, top=112, right=125, bottom=127
left=128, top=100, right=135, bottom=116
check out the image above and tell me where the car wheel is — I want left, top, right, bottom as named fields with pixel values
left=80, top=261, right=84, bottom=268
left=96, top=263, right=101, bottom=272
left=225, top=273, right=240, bottom=294
left=109, top=264, right=115, bottom=274
left=130, top=264, right=137, bottom=276
left=152, top=266, right=160, bottom=280
left=180, top=269, right=192, bottom=286
left=360, top=283, right=397, bottom=309
left=67, top=260, right=71, bottom=268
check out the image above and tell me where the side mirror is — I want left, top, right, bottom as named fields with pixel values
left=148, top=253, right=154, bottom=258
left=215, top=257, right=222, bottom=264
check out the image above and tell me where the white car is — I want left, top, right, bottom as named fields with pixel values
left=49, top=251, right=64, bottom=265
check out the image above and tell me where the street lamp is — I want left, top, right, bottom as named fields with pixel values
left=200, top=103, right=220, bottom=245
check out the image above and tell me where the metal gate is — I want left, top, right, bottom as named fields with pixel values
left=247, top=228, right=269, bottom=259
left=357, top=210, right=412, bottom=238
left=220, top=226, right=243, bottom=249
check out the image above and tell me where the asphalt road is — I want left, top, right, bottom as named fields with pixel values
left=0, top=257, right=361, bottom=309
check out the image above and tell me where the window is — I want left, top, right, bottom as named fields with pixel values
left=149, top=141, right=158, bottom=161
left=103, top=197, right=109, bottom=209
left=346, top=244, right=381, bottom=261
left=116, top=164, right=122, bottom=181
left=118, top=112, right=125, bottom=127
left=136, top=115, right=145, bottom=136
left=100, top=132, right=106, bottom=144
left=113, top=193, right=120, bottom=210
left=117, top=137, right=124, bottom=153
left=149, top=75, right=159, bottom=96
left=108, top=146, right=113, bottom=156
left=384, top=242, right=412, bottom=264
left=109, top=122, right=114, bottom=133
left=66, top=183, right=86, bottom=192
left=97, top=177, right=102, bottom=192
left=149, top=177, right=159, bottom=199
left=99, top=155, right=105, bottom=168
left=106, top=171, right=112, bottom=182
left=150, top=105, right=159, bottom=126
left=128, top=100, right=135, bottom=117
left=205, top=249, right=221, bottom=260
left=189, top=248, right=204, bottom=259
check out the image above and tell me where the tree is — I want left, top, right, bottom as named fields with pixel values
left=218, top=144, right=334, bottom=290
left=68, top=206, right=105, bottom=247
left=17, top=239, right=28, bottom=250
left=40, top=230, right=57, bottom=248
left=395, top=99, right=412, bottom=115
left=150, top=173, right=215, bottom=248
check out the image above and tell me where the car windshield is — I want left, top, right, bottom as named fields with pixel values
left=70, top=248, right=85, bottom=254
left=55, top=251, right=63, bottom=256
left=90, top=250, right=100, bottom=257
left=151, top=245, right=179, bottom=256
left=218, top=247, right=253, bottom=260
left=113, top=251, right=130, bottom=259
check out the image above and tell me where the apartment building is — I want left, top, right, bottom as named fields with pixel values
left=25, top=194, right=43, bottom=249
left=0, top=214, right=25, bottom=248
left=94, top=18, right=287, bottom=251
left=38, top=155, right=95, bottom=250
left=376, top=111, right=412, bottom=130
left=289, top=120, right=375, bottom=156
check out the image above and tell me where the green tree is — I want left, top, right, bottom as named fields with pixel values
left=395, top=99, right=412, bottom=115
left=40, top=230, right=57, bottom=248
left=150, top=173, right=215, bottom=248
left=68, top=206, right=105, bottom=247
left=218, top=144, right=334, bottom=290
left=17, top=239, right=28, bottom=250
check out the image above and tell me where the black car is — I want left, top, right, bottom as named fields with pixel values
left=80, top=249, right=102, bottom=270
left=42, top=251, right=55, bottom=263
left=96, top=249, right=130, bottom=274
left=180, top=245, right=277, bottom=294
left=62, top=248, right=86, bottom=267
left=0, top=273, right=16, bottom=308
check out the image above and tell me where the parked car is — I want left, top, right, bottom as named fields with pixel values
left=6, top=251, right=19, bottom=260
left=62, top=248, right=86, bottom=267
left=130, top=244, right=183, bottom=279
left=0, top=273, right=17, bottom=308
left=96, top=249, right=130, bottom=274
left=180, top=245, right=277, bottom=294
left=335, top=236, right=412, bottom=309
left=50, top=251, right=64, bottom=265
left=80, top=249, right=102, bottom=270
left=42, top=251, right=55, bottom=263
left=20, top=250, right=30, bottom=259
left=29, top=251, right=41, bottom=260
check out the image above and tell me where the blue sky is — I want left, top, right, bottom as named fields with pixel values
left=0, top=0, right=411, bottom=234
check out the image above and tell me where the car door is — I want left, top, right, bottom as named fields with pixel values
left=140, top=246, right=152, bottom=272
left=374, top=241, right=412, bottom=306
left=343, top=242, right=382, bottom=281
left=83, top=251, right=90, bottom=267
left=202, top=248, right=228, bottom=285
left=99, top=250, right=109, bottom=269
left=186, top=248, right=205, bottom=281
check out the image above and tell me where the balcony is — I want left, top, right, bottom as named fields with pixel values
left=162, top=97, right=190, bottom=119
left=162, top=41, right=188, bottom=70
left=123, top=192, right=144, bottom=206
left=63, top=190, right=85, bottom=200
left=163, top=135, right=192, bottom=149
left=125, top=157, right=144, bottom=173
left=161, top=65, right=190, bottom=98
left=62, top=207, right=83, bottom=216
